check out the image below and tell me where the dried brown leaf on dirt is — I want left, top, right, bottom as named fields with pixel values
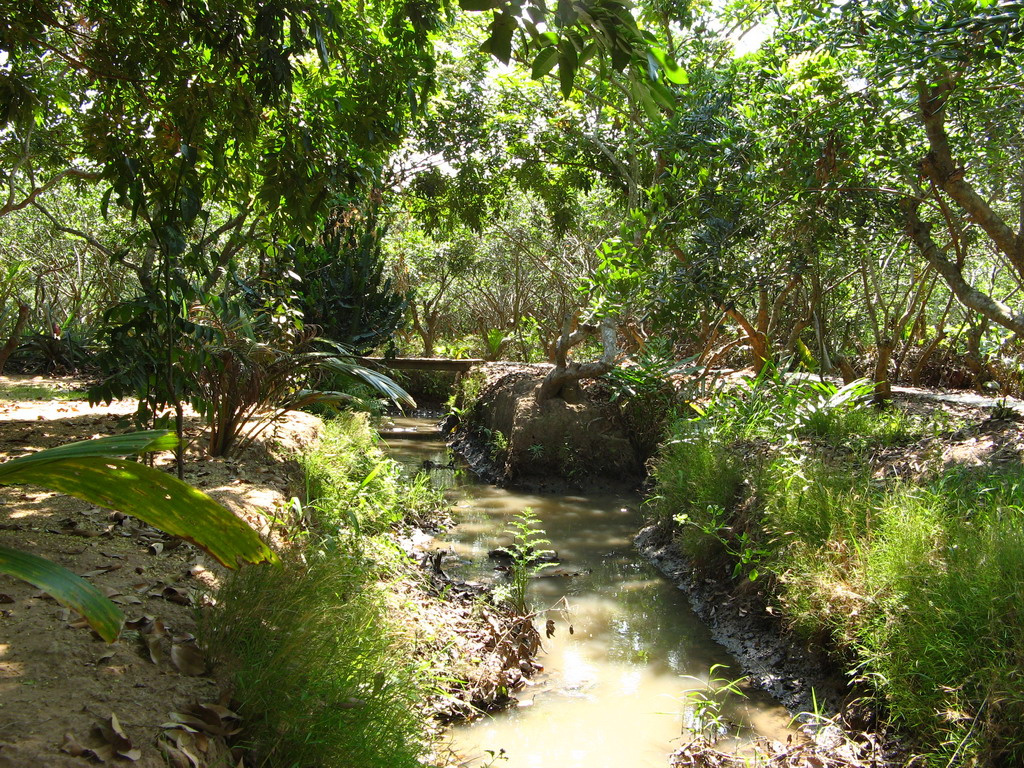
left=61, top=731, right=116, bottom=762
left=171, top=642, right=206, bottom=676
left=94, top=713, right=141, bottom=760
left=137, top=616, right=168, bottom=664
left=161, top=585, right=193, bottom=605
left=159, top=742, right=193, bottom=768
left=161, top=729, right=204, bottom=768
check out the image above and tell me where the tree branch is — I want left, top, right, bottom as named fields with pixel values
left=31, top=202, right=116, bottom=261
left=917, top=76, right=1023, bottom=273
left=904, top=202, right=1024, bottom=337
left=1, top=168, right=102, bottom=218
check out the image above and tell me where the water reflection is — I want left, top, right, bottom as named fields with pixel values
left=382, top=421, right=793, bottom=768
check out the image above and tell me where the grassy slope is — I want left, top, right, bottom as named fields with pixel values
left=649, top=379, right=1024, bottom=766
left=201, top=413, right=446, bottom=768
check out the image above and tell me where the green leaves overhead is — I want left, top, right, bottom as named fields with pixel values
left=458, top=0, right=677, bottom=100
left=0, top=545, right=125, bottom=642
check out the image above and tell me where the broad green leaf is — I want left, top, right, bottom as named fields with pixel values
left=1, top=451, right=277, bottom=568
left=650, top=80, right=675, bottom=111
left=558, top=40, right=578, bottom=98
left=649, top=46, right=688, bottom=84
left=646, top=51, right=659, bottom=81
left=610, top=35, right=632, bottom=71
left=532, top=47, right=559, bottom=79
left=556, top=0, right=577, bottom=26
left=321, top=358, right=416, bottom=408
left=0, top=430, right=177, bottom=481
left=487, top=12, right=517, bottom=64
left=0, top=544, right=124, bottom=642
left=632, top=77, right=661, bottom=120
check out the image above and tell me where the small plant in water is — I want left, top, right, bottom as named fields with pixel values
left=496, top=508, right=557, bottom=614
left=679, top=664, right=748, bottom=743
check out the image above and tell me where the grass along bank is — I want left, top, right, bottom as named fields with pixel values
left=647, top=376, right=1024, bottom=767
left=200, top=413, right=474, bottom=767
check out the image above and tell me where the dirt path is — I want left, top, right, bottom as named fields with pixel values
left=0, top=377, right=320, bottom=768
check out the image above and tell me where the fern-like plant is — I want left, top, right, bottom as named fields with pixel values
left=497, top=508, right=557, bottom=614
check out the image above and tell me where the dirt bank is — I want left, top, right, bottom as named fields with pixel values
left=451, top=367, right=643, bottom=490
left=0, top=382, right=319, bottom=768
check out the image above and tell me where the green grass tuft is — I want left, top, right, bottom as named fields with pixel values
left=201, top=412, right=446, bottom=767
left=201, top=549, right=430, bottom=768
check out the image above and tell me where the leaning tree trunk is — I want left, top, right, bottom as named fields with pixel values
left=537, top=316, right=617, bottom=403
left=0, top=303, right=29, bottom=374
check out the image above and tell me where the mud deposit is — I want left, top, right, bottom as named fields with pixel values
left=634, top=525, right=845, bottom=716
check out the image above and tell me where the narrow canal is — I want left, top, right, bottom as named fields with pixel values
left=382, top=416, right=793, bottom=768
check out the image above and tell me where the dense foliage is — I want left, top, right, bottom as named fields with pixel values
left=4, top=0, right=1024, bottom=764
left=650, top=376, right=1024, bottom=765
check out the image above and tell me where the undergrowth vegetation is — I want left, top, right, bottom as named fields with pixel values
left=650, top=374, right=1024, bottom=766
left=0, top=381, right=87, bottom=401
left=301, top=413, right=442, bottom=535
left=201, top=412, right=445, bottom=767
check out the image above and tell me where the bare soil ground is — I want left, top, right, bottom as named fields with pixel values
left=0, top=375, right=319, bottom=768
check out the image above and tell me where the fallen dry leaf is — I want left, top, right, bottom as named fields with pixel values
left=170, top=642, right=206, bottom=676
left=189, top=702, right=242, bottom=736
left=140, top=618, right=168, bottom=665
left=61, top=731, right=115, bottom=762
left=94, top=713, right=141, bottom=760
left=160, top=586, right=192, bottom=606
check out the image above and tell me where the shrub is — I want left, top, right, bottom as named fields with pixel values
left=648, top=419, right=742, bottom=562
left=652, top=378, right=1024, bottom=764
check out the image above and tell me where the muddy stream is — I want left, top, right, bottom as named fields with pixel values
left=382, top=416, right=794, bottom=768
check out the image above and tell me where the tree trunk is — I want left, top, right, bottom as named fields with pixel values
left=723, top=306, right=771, bottom=374
left=0, top=303, right=29, bottom=374
left=873, top=343, right=894, bottom=404
left=834, top=354, right=858, bottom=385
left=910, top=331, right=945, bottom=387
left=537, top=317, right=617, bottom=403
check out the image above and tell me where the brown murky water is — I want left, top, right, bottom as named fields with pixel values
left=382, top=417, right=793, bottom=768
